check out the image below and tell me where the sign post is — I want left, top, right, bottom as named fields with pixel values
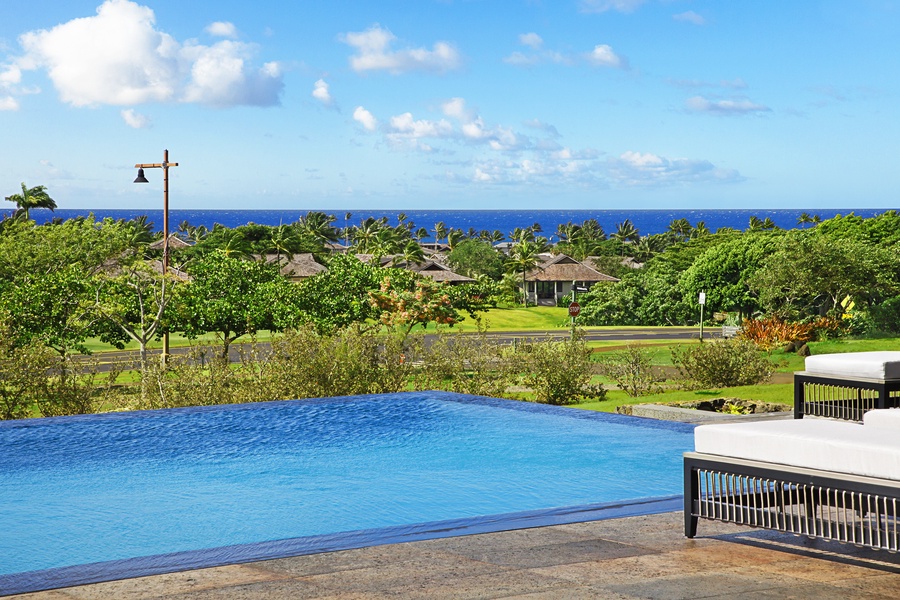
left=698, top=291, right=706, bottom=341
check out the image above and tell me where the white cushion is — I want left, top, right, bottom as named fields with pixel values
left=863, top=408, right=900, bottom=429
left=694, top=419, right=900, bottom=480
left=805, top=351, right=900, bottom=380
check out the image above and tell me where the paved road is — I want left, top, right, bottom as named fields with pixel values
left=78, top=327, right=719, bottom=371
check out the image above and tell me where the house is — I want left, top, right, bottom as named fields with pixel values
left=355, top=254, right=473, bottom=284
left=262, top=253, right=327, bottom=281
left=522, top=254, right=619, bottom=305
left=148, top=233, right=194, bottom=251
left=408, top=260, right=475, bottom=285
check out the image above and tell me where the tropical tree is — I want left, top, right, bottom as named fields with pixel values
left=507, top=240, right=543, bottom=305
left=297, top=211, right=339, bottom=244
left=265, top=223, right=301, bottom=261
left=433, top=221, right=448, bottom=244
left=173, top=253, right=301, bottom=360
left=667, top=218, right=692, bottom=242
left=4, top=182, right=57, bottom=220
left=611, top=219, right=640, bottom=244
left=447, top=239, right=505, bottom=279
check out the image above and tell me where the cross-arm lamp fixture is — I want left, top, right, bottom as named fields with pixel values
left=133, top=149, right=179, bottom=361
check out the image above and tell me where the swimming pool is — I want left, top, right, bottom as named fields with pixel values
left=0, top=391, right=694, bottom=594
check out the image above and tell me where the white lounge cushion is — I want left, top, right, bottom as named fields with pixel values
left=863, top=408, right=900, bottom=429
left=805, top=351, right=900, bottom=380
left=694, top=419, right=900, bottom=480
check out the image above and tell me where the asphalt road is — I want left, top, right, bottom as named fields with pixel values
left=79, top=326, right=719, bottom=371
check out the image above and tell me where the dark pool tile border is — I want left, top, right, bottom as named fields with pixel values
left=0, top=495, right=681, bottom=596
left=0, top=390, right=697, bottom=435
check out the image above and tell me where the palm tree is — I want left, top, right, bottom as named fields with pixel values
left=612, top=219, right=639, bottom=243
left=580, top=219, right=605, bottom=241
left=394, top=239, right=425, bottom=266
left=5, top=182, right=57, bottom=220
left=507, top=240, right=542, bottom=306
left=266, top=223, right=299, bottom=262
left=298, top=211, right=338, bottom=243
left=446, top=228, right=465, bottom=251
left=690, top=221, right=711, bottom=239
left=433, top=221, right=448, bottom=245
left=797, top=213, right=822, bottom=228
left=667, top=217, right=692, bottom=242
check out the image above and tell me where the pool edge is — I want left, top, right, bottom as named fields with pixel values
left=0, top=495, right=682, bottom=596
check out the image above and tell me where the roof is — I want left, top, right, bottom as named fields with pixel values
left=525, top=254, right=620, bottom=283
left=409, top=260, right=475, bottom=283
left=148, top=233, right=194, bottom=250
left=263, top=253, right=327, bottom=278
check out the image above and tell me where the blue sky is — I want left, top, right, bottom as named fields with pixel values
left=1, top=0, right=898, bottom=211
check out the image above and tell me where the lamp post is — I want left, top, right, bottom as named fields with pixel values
left=133, top=149, right=179, bottom=362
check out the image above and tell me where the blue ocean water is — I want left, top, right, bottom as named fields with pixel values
left=0, top=392, right=692, bottom=579
left=9, top=207, right=893, bottom=239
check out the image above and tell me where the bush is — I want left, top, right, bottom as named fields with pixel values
left=671, top=339, right=773, bottom=389
left=596, top=343, right=664, bottom=397
left=517, top=333, right=606, bottom=405
left=739, top=316, right=843, bottom=351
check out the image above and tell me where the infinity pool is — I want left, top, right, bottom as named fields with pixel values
left=0, top=391, right=694, bottom=594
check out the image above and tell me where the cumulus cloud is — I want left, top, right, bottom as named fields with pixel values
left=586, top=44, right=626, bottom=68
left=353, top=106, right=378, bottom=131
left=686, top=95, right=771, bottom=115
left=340, top=24, right=461, bottom=75
left=312, top=78, right=333, bottom=106
left=673, top=11, right=707, bottom=25
left=205, top=21, right=237, bottom=38
left=579, top=0, right=646, bottom=13
left=121, top=108, right=150, bottom=128
left=0, top=96, right=18, bottom=110
left=8, top=0, right=282, bottom=109
left=608, top=151, right=743, bottom=186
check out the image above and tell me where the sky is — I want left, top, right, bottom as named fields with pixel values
left=1, top=0, right=899, bottom=211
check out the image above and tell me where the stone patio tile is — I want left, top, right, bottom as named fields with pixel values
left=446, top=538, right=654, bottom=569
left=4, top=592, right=72, bottom=600
left=830, top=573, right=900, bottom=597
left=604, top=572, right=786, bottom=600
left=282, top=553, right=514, bottom=596
left=728, top=555, right=899, bottom=583
left=57, top=564, right=288, bottom=600
left=417, top=525, right=596, bottom=554
left=381, top=568, right=578, bottom=600
left=248, top=544, right=469, bottom=578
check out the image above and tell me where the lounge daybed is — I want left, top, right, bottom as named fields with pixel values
left=794, top=351, right=900, bottom=421
left=684, top=413, right=900, bottom=551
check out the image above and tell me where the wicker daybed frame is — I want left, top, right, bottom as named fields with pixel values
left=684, top=452, right=900, bottom=551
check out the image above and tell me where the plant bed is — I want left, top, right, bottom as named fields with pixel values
left=616, top=397, right=791, bottom=417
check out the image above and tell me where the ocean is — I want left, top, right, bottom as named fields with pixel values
left=6, top=208, right=893, bottom=240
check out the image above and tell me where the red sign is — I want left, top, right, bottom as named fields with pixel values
left=568, top=302, right=581, bottom=317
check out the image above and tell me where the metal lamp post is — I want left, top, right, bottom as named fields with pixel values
left=133, top=149, right=179, bottom=362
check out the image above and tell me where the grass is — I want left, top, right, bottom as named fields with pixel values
left=573, top=383, right=794, bottom=414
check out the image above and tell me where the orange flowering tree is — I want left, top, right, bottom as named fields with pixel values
left=368, top=276, right=460, bottom=337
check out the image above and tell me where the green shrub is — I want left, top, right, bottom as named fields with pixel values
left=671, top=339, right=773, bottom=389
left=596, top=343, right=664, bottom=397
left=517, top=333, right=606, bottom=405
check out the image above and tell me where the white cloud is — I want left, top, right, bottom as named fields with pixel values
left=353, top=106, right=378, bottom=131
left=686, top=95, right=771, bottom=115
left=388, top=112, right=453, bottom=139
left=205, top=21, right=238, bottom=38
left=340, top=24, right=461, bottom=75
left=579, top=0, right=646, bottom=14
left=503, top=51, right=540, bottom=67
left=608, top=151, right=744, bottom=186
left=121, top=108, right=150, bottom=128
left=0, top=96, right=18, bottom=110
left=586, top=44, right=625, bottom=68
left=673, top=11, right=707, bottom=26
left=312, top=78, right=333, bottom=106
left=10, top=0, right=283, bottom=109
left=518, top=32, right=543, bottom=49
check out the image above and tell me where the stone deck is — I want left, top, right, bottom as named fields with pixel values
left=10, top=511, right=900, bottom=599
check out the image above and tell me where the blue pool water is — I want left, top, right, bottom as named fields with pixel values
left=0, top=392, right=694, bottom=592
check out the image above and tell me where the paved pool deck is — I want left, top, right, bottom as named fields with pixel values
left=10, top=511, right=900, bottom=599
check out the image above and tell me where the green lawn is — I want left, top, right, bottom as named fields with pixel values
left=573, top=383, right=794, bottom=413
